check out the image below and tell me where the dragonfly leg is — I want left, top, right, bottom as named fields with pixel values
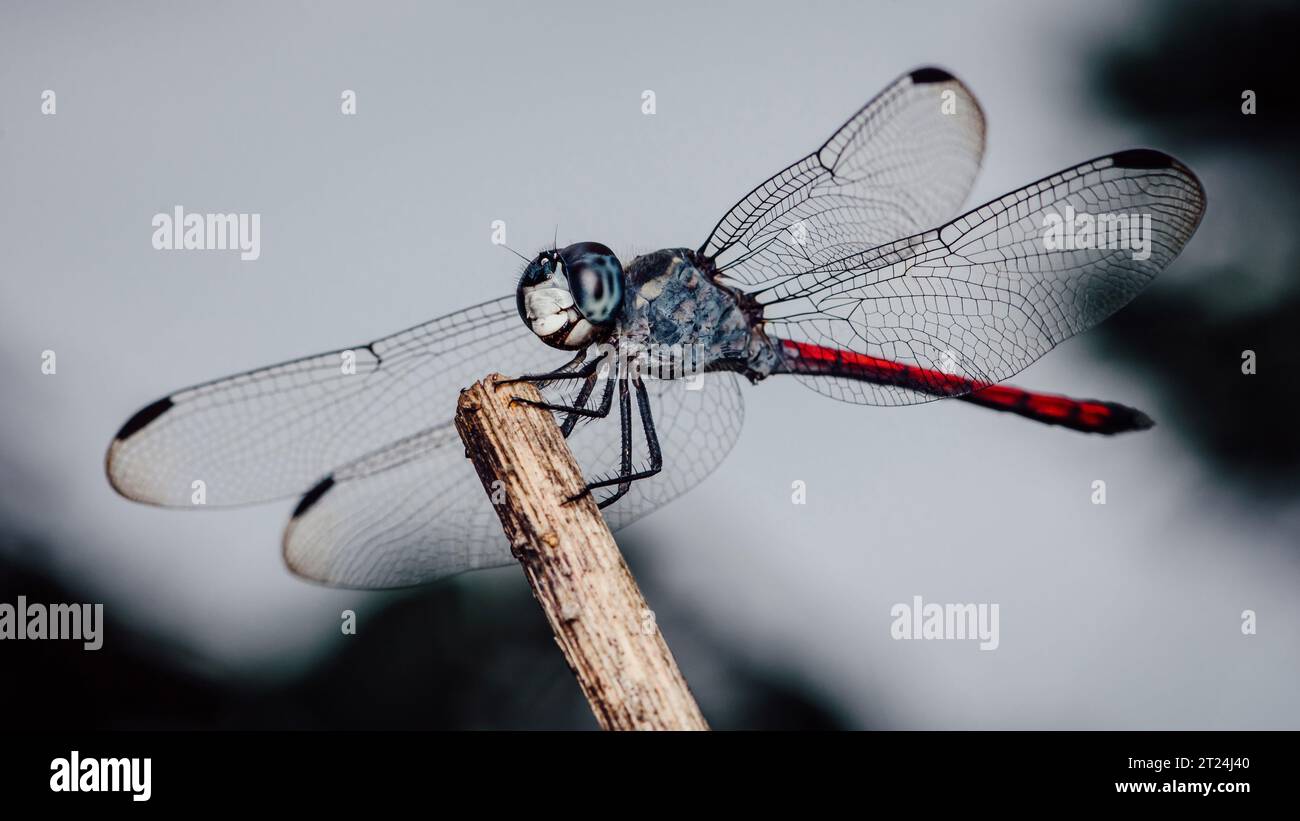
left=587, top=374, right=662, bottom=501
left=501, top=349, right=596, bottom=385
left=563, top=367, right=617, bottom=434
left=590, top=375, right=635, bottom=508
left=559, top=372, right=598, bottom=436
left=509, top=351, right=616, bottom=435
left=512, top=369, right=616, bottom=427
left=563, top=370, right=635, bottom=508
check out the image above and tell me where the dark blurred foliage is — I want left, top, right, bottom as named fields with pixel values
left=1091, top=0, right=1300, bottom=497
left=0, top=526, right=849, bottom=730
left=1097, top=0, right=1300, bottom=146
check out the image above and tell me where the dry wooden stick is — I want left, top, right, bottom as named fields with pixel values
left=455, top=373, right=708, bottom=731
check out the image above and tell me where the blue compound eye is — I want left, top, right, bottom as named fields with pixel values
left=559, top=242, right=624, bottom=326
left=516, top=244, right=622, bottom=351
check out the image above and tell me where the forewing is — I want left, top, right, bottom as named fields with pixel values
left=760, top=150, right=1207, bottom=405
left=701, top=67, right=986, bottom=287
left=106, top=296, right=569, bottom=507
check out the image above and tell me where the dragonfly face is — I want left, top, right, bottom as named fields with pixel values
left=516, top=242, right=625, bottom=350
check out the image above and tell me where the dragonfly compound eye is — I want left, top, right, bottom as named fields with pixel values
left=516, top=245, right=620, bottom=350
left=559, top=242, right=624, bottom=326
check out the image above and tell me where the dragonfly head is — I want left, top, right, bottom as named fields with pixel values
left=516, top=242, right=624, bottom=350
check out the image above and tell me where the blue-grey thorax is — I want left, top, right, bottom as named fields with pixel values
left=617, top=248, right=781, bottom=380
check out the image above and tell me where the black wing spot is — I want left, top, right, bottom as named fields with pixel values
left=909, top=67, right=954, bottom=84
left=114, top=397, right=174, bottom=441
left=1110, top=148, right=1174, bottom=169
left=292, top=474, right=336, bottom=519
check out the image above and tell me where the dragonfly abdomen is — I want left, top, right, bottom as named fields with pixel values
left=770, top=338, right=1153, bottom=434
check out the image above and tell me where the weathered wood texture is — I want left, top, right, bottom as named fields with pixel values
left=454, top=374, right=708, bottom=731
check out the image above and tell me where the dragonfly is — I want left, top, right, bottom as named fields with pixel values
left=106, top=68, right=1206, bottom=588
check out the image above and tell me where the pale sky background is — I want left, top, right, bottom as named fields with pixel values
left=1, top=0, right=1296, bottom=728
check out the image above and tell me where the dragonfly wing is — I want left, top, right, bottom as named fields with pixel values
left=701, top=67, right=986, bottom=287
left=758, top=150, right=1207, bottom=405
left=106, top=296, right=568, bottom=507
left=281, top=423, right=517, bottom=587
left=283, top=371, right=746, bottom=587
left=109, top=289, right=747, bottom=587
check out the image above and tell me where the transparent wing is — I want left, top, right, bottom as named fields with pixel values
left=701, top=67, right=986, bottom=286
left=106, top=291, right=746, bottom=587
left=106, top=296, right=564, bottom=507
left=758, top=150, right=1207, bottom=405
left=283, top=371, right=746, bottom=587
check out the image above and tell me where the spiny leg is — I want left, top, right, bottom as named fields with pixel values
left=587, top=373, right=663, bottom=497
left=595, top=376, right=637, bottom=506
left=510, top=352, right=615, bottom=432
left=593, top=374, right=635, bottom=509
left=500, top=349, right=596, bottom=387
left=515, top=369, right=617, bottom=425
left=559, top=372, right=598, bottom=436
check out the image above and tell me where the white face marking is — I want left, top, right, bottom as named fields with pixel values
left=525, top=287, right=574, bottom=317
left=531, top=311, right=568, bottom=336
left=523, top=283, right=577, bottom=339
left=564, top=318, right=595, bottom=347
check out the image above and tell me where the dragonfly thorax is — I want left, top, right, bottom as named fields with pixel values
left=621, top=248, right=775, bottom=378
left=516, top=242, right=625, bottom=350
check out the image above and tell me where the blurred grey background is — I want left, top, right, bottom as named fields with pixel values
left=1, top=0, right=1296, bottom=729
